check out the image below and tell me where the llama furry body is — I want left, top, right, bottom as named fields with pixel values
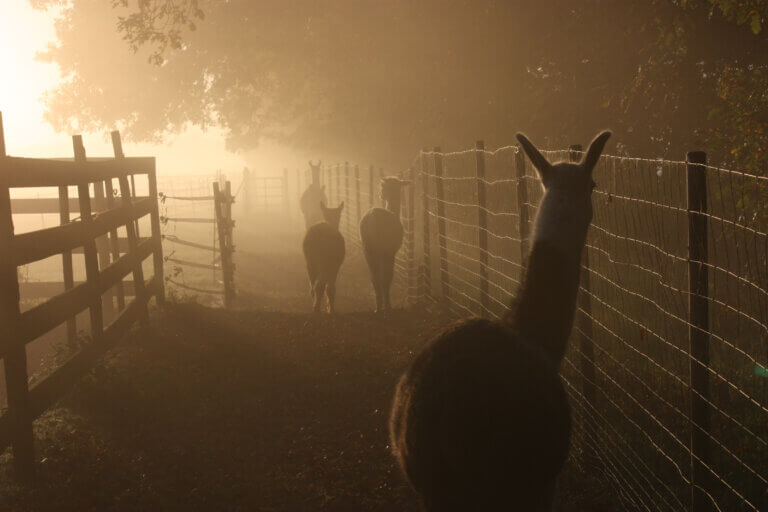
left=359, top=177, right=410, bottom=312
left=302, top=202, right=345, bottom=313
left=300, top=161, right=328, bottom=230
left=389, top=131, right=611, bottom=511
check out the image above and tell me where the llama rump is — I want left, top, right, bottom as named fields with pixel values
left=302, top=201, right=345, bottom=313
left=359, top=177, right=410, bottom=312
left=390, top=131, right=611, bottom=511
left=300, top=160, right=328, bottom=229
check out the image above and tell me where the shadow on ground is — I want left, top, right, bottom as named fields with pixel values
left=0, top=230, right=618, bottom=511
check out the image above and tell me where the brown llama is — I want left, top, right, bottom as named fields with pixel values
left=389, top=131, right=611, bottom=511
left=300, top=160, right=328, bottom=230
left=359, top=177, right=410, bottom=312
left=302, top=201, right=346, bottom=313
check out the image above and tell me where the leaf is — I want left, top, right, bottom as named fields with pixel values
left=750, top=13, right=762, bottom=35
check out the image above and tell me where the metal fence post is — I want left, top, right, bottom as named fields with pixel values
left=687, top=150, right=711, bottom=512
left=433, top=147, right=449, bottom=302
left=420, top=150, right=432, bottom=301
left=475, top=140, right=489, bottom=316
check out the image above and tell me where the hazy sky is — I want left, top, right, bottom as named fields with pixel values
left=0, top=0, right=299, bottom=177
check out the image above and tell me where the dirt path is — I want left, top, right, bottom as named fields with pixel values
left=0, top=230, right=614, bottom=511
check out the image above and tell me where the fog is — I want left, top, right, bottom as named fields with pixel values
left=1, top=1, right=767, bottom=511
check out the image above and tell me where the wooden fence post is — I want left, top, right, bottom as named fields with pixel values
left=475, top=140, right=489, bottom=316
left=0, top=111, right=35, bottom=483
left=73, top=135, right=105, bottom=339
left=336, top=164, right=341, bottom=207
left=344, top=162, right=350, bottom=231
left=146, top=159, right=165, bottom=306
left=116, top=172, right=148, bottom=325
left=433, top=147, right=449, bottom=302
left=515, top=146, right=530, bottom=266
left=687, top=150, right=710, bottom=512
left=570, top=144, right=597, bottom=415
left=111, top=130, right=163, bottom=309
left=93, top=181, right=116, bottom=319
left=369, top=165, right=375, bottom=210
left=406, top=167, right=416, bottom=304
left=104, top=180, right=126, bottom=312
left=354, top=165, right=361, bottom=225
left=225, top=181, right=235, bottom=305
left=58, top=184, right=78, bottom=342
left=214, top=182, right=235, bottom=308
left=420, top=150, right=432, bottom=300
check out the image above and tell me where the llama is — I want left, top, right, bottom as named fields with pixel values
left=359, top=176, right=410, bottom=312
left=302, top=201, right=346, bottom=313
left=389, top=131, right=611, bottom=511
left=300, top=160, right=328, bottom=230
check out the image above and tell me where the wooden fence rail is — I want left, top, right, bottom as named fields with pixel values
left=0, top=112, right=164, bottom=482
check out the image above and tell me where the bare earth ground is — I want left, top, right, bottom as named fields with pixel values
left=0, top=225, right=617, bottom=511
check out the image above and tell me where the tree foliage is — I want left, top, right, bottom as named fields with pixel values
left=31, top=0, right=768, bottom=170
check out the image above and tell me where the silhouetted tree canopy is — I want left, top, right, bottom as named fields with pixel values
left=32, top=0, right=768, bottom=169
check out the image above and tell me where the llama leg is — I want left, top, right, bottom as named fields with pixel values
left=306, top=263, right=318, bottom=300
left=312, top=280, right=325, bottom=313
left=373, top=256, right=385, bottom=313
left=381, top=253, right=395, bottom=311
left=326, top=281, right=336, bottom=314
left=364, top=249, right=383, bottom=312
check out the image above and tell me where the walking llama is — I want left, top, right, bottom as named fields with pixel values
left=359, top=176, right=410, bottom=312
left=302, top=201, right=346, bottom=313
left=300, top=160, right=328, bottom=229
left=389, top=131, right=611, bottom=511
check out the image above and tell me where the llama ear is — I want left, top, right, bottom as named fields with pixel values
left=581, top=131, right=612, bottom=174
left=320, top=201, right=327, bottom=211
left=516, top=133, right=552, bottom=179
left=339, top=201, right=345, bottom=211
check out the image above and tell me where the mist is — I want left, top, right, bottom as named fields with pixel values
left=0, top=1, right=767, bottom=511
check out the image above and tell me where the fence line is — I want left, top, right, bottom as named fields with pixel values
left=158, top=179, right=235, bottom=306
left=318, top=137, right=768, bottom=512
left=0, top=113, right=165, bottom=482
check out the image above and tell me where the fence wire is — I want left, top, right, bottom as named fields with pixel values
left=322, top=142, right=768, bottom=512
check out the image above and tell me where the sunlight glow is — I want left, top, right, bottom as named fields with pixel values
left=0, top=0, right=298, bottom=177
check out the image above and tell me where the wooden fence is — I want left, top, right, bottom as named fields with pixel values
left=322, top=140, right=768, bottom=512
left=0, top=112, right=164, bottom=482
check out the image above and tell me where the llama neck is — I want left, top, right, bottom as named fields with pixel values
left=505, top=239, right=583, bottom=365
left=385, top=196, right=401, bottom=217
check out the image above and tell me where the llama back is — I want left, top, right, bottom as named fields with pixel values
left=360, top=208, right=403, bottom=254
left=389, top=318, right=570, bottom=511
left=303, top=222, right=345, bottom=278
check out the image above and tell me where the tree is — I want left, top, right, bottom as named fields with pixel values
left=31, top=0, right=768, bottom=172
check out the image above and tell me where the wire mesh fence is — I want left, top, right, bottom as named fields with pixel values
left=319, top=141, right=768, bottom=512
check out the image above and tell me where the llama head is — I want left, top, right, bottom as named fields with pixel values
left=516, top=130, right=611, bottom=253
left=320, top=201, right=344, bottom=229
left=380, top=177, right=410, bottom=208
left=309, top=160, right=323, bottom=185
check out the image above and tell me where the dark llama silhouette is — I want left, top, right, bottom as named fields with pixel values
left=389, top=131, right=611, bottom=511
left=359, top=176, right=410, bottom=312
left=302, top=201, right=346, bottom=313
left=300, top=160, right=329, bottom=230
